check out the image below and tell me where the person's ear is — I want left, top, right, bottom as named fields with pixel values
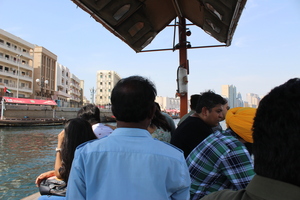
left=201, top=107, right=209, bottom=116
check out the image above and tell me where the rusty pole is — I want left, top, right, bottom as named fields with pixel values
left=178, top=17, right=188, bottom=117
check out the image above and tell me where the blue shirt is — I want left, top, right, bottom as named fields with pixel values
left=66, top=128, right=191, bottom=200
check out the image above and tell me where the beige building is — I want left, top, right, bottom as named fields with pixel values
left=0, top=29, right=35, bottom=98
left=95, top=70, right=121, bottom=106
left=69, top=73, right=82, bottom=107
left=33, top=46, right=57, bottom=99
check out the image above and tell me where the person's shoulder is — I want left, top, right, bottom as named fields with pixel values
left=151, top=139, right=186, bottom=159
left=76, top=138, right=99, bottom=150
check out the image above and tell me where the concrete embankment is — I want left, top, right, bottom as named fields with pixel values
left=1, top=105, right=114, bottom=121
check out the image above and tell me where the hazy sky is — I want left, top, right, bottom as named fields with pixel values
left=1, top=0, right=299, bottom=101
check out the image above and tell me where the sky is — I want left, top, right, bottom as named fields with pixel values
left=1, top=0, right=300, bottom=101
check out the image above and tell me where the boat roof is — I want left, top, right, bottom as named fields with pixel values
left=71, top=0, right=247, bottom=52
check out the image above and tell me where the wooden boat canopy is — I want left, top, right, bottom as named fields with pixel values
left=71, top=0, right=247, bottom=52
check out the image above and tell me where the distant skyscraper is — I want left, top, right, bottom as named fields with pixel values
left=221, top=85, right=237, bottom=109
left=236, top=92, right=244, bottom=107
left=246, top=93, right=261, bottom=108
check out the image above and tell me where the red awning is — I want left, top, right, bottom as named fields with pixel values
left=3, top=97, right=57, bottom=106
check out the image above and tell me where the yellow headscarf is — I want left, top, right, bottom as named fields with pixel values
left=225, top=107, right=256, bottom=143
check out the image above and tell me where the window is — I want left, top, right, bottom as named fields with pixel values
left=0, top=78, right=2, bottom=82
left=4, top=79, right=8, bottom=84
left=0, top=39, right=4, bottom=44
left=108, top=82, right=111, bottom=85
left=100, top=82, right=102, bottom=85
left=100, top=89, right=102, bottom=92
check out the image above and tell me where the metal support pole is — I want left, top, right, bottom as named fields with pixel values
left=178, top=17, right=188, bottom=117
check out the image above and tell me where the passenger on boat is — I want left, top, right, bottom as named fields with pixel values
left=187, top=107, right=256, bottom=199
left=147, top=102, right=172, bottom=142
left=66, top=75, right=191, bottom=200
left=77, top=103, right=113, bottom=139
left=35, top=118, right=97, bottom=199
left=171, top=90, right=227, bottom=158
left=201, top=78, right=300, bottom=200
left=212, top=98, right=229, bottom=132
left=177, top=94, right=200, bottom=126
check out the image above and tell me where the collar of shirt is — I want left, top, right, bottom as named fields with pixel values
left=110, top=127, right=152, bottom=138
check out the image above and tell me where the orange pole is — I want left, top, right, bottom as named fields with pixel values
left=178, top=17, right=188, bottom=117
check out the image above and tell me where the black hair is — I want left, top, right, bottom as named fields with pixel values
left=195, top=90, right=226, bottom=113
left=150, top=102, right=171, bottom=131
left=77, top=104, right=101, bottom=124
left=59, top=118, right=97, bottom=182
left=190, top=94, right=200, bottom=110
left=252, top=78, right=300, bottom=186
left=111, top=76, right=157, bottom=122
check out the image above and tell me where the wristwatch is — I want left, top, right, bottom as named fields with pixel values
left=55, top=148, right=61, bottom=152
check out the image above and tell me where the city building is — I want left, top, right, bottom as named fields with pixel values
left=246, top=93, right=261, bottom=108
left=33, top=46, right=57, bottom=99
left=95, top=70, right=121, bottom=106
left=0, top=29, right=35, bottom=98
left=1, top=29, right=85, bottom=108
left=155, top=96, right=180, bottom=113
left=222, top=84, right=237, bottom=109
left=55, top=63, right=72, bottom=107
left=236, top=92, right=244, bottom=107
left=69, top=73, right=82, bottom=107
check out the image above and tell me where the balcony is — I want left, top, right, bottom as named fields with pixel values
left=0, top=43, right=33, bottom=60
left=0, top=56, right=33, bottom=71
left=0, top=69, right=33, bottom=82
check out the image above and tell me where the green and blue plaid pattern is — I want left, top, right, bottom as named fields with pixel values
left=186, top=129, right=255, bottom=200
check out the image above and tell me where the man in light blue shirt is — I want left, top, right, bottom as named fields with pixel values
left=66, top=76, right=191, bottom=200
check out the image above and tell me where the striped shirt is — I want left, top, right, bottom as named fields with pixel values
left=186, top=129, right=255, bottom=200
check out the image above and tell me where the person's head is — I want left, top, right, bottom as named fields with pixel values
left=221, top=98, right=229, bottom=121
left=190, top=94, right=200, bottom=111
left=195, top=90, right=227, bottom=127
left=77, top=104, right=101, bottom=125
left=252, top=78, right=300, bottom=186
left=150, top=102, right=171, bottom=132
left=111, top=75, right=157, bottom=123
left=60, top=118, right=97, bottom=182
left=225, top=107, right=256, bottom=143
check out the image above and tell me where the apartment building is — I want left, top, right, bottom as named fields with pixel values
left=55, top=63, right=72, bottom=106
left=0, top=29, right=35, bottom=98
left=69, top=73, right=82, bottom=107
left=95, top=70, right=121, bottom=105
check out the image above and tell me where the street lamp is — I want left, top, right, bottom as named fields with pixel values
left=36, top=77, right=49, bottom=98
left=16, top=54, right=22, bottom=98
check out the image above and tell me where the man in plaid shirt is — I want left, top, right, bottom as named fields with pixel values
left=186, top=107, right=256, bottom=200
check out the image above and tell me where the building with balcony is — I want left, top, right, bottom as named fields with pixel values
left=55, top=63, right=72, bottom=107
left=69, top=73, right=82, bottom=107
left=0, top=29, right=35, bottom=98
left=95, top=70, right=121, bottom=106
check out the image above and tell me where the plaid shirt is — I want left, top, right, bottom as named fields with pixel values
left=186, top=129, right=255, bottom=200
